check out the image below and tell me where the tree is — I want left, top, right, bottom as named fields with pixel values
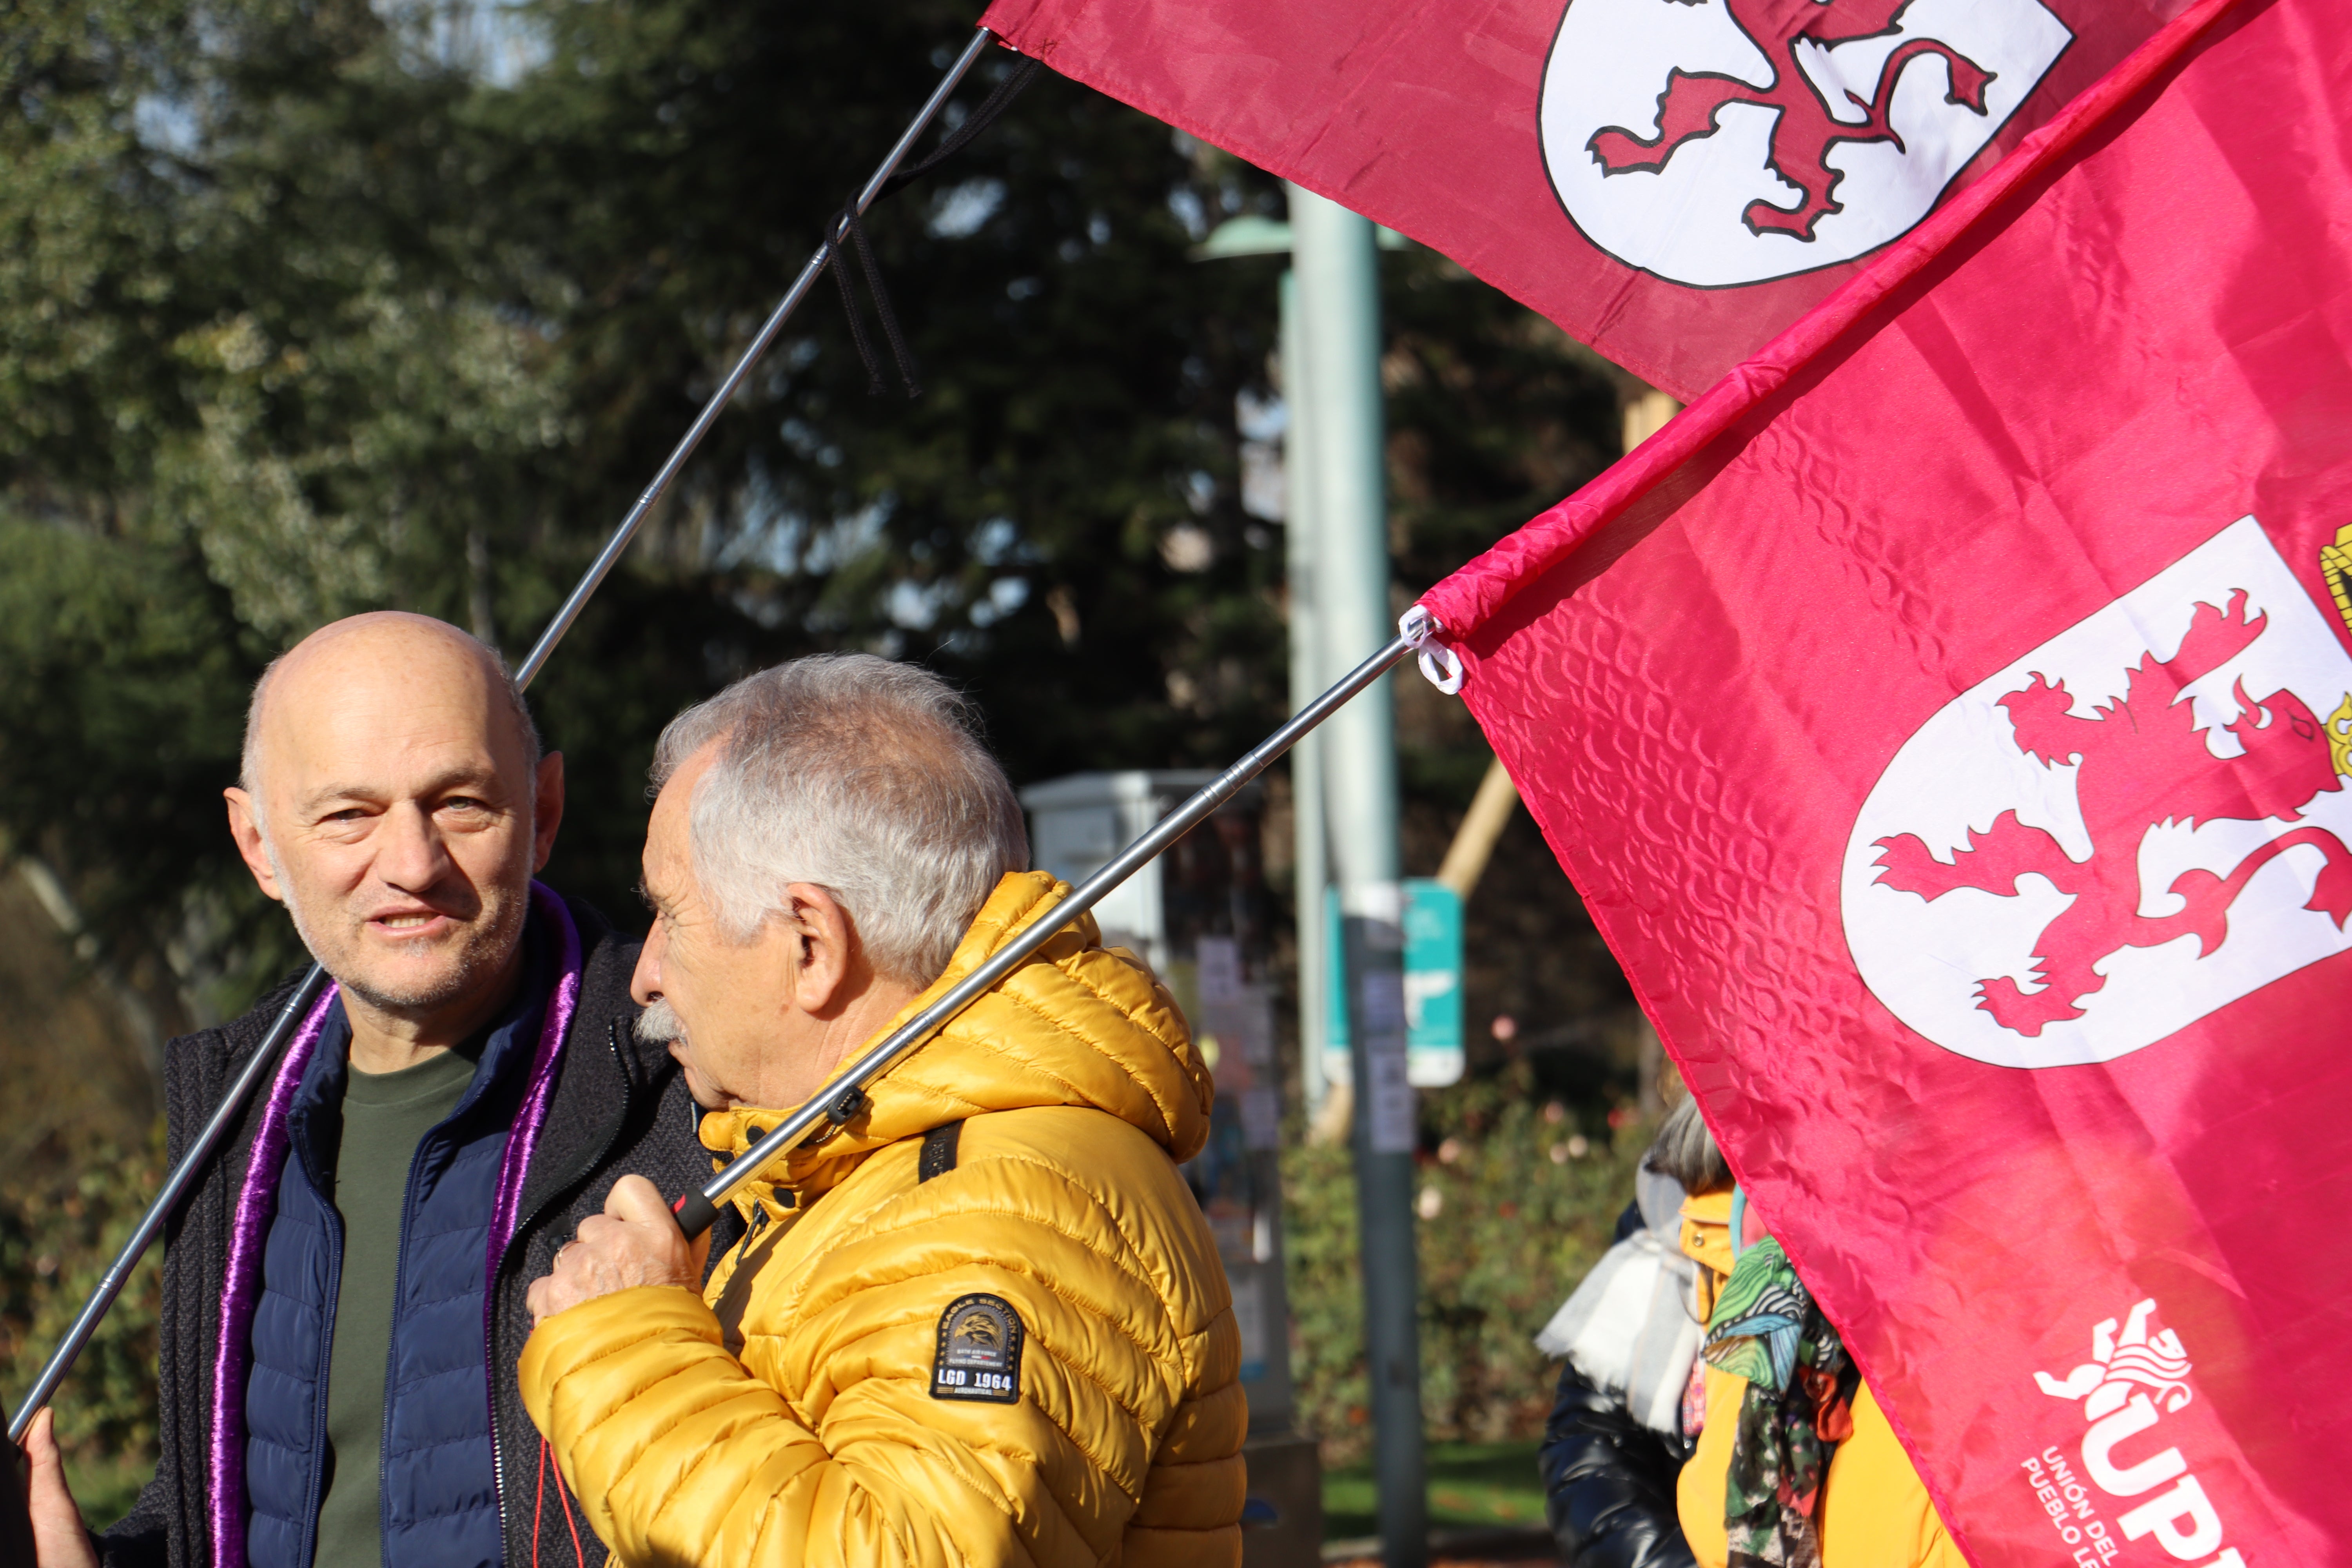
left=0, top=0, right=1634, bottom=1009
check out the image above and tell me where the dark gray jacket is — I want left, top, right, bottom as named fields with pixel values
left=1539, top=1199, right=1698, bottom=1568
left=97, top=893, right=735, bottom=1568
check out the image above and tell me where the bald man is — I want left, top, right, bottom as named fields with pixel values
left=23, top=614, right=725, bottom=1568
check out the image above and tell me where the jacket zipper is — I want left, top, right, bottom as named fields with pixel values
left=487, top=1020, right=634, bottom=1561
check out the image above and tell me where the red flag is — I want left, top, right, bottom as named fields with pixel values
left=1417, top=0, right=2346, bottom=1559
left=980, top=0, right=2189, bottom=401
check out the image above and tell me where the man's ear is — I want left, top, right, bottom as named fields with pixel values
left=223, top=788, right=285, bottom=902
left=531, top=752, right=566, bottom=872
left=783, top=882, right=856, bottom=1015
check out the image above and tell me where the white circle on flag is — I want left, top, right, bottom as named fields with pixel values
left=1843, top=518, right=2352, bottom=1067
left=1538, top=0, right=2073, bottom=288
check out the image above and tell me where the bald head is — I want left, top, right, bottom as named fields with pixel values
left=224, top=612, right=564, bottom=1043
left=241, top=613, right=539, bottom=812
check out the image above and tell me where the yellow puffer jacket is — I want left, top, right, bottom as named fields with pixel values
left=519, top=872, right=1246, bottom=1568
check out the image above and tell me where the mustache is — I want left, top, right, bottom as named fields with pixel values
left=635, top=997, right=686, bottom=1044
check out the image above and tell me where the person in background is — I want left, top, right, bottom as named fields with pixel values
left=1673, top=1123, right=1966, bottom=1568
left=1537, top=1094, right=1729, bottom=1568
left=21, top=613, right=720, bottom=1568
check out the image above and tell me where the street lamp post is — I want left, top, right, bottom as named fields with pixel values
left=1288, top=180, right=1427, bottom=1568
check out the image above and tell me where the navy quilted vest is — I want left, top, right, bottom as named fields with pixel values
left=242, top=925, right=551, bottom=1568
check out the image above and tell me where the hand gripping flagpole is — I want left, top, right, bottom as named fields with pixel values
left=7, top=25, right=1003, bottom=1448
left=673, top=621, right=1429, bottom=1240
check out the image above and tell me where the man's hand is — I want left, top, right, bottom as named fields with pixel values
left=527, top=1176, right=709, bottom=1324
left=22, top=1409, right=99, bottom=1568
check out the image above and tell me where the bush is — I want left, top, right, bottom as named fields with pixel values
left=1, top=1125, right=165, bottom=1527
left=1283, top=1064, right=1646, bottom=1464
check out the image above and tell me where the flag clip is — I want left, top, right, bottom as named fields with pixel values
left=1399, top=606, right=1464, bottom=695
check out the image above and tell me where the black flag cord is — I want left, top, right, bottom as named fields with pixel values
left=824, top=56, right=1044, bottom=397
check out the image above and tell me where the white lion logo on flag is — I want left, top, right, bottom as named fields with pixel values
left=1843, top=518, right=2352, bottom=1067
left=1539, top=0, right=2073, bottom=286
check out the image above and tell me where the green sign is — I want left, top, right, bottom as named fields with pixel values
left=1326, top=879, right=1465, bottom=1087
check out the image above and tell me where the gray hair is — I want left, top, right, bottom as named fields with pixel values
left=651, top=653, right=1029, bottom=983
left=238, top=635, right=542, bottom=807
left=1644, top=1093, right=1732, bottom=1196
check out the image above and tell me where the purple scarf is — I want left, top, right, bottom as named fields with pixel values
left=482, top=885, right=583, bottom=1367
left=206, top=884, right=584, bottom=1568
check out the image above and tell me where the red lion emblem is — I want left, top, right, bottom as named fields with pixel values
left=1872, top=592, right=2352, bottom=1037
left=1587, top=0, right=1997, bottom=241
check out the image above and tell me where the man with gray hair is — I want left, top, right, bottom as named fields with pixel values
left=24, top=612, right=718, bottom=1568
left=519, top=653, right=1248, bottom=1568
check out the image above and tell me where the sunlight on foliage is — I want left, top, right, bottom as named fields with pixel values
left=1285, top=1067, right=1646, bottom=1464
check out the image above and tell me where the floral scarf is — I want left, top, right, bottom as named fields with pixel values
left=1700, top=1237, right=1858, bottom=1568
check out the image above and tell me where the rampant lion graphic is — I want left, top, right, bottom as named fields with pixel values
left=1871, top=592, right=2352, bottom=1037
left=1587, top=0, right=1998, bottom=241
left=2035, top=1298, right=2194, bottom=1421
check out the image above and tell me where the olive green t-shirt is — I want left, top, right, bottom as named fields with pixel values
left=312, top=1044, right=480, bottom=1568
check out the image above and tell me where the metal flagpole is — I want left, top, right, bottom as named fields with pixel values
left=673, top=628, right=1423, bottom=1239
left=7, top=24, right=1002, bottom=1448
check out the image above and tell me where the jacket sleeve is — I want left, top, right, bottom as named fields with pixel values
left=519, top=1212, right=1236, bottom=1568
left=1540, top=1360, right=1697, bottom=1568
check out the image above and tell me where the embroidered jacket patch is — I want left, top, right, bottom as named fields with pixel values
left=931, top=1293, right=1024, bottom=1404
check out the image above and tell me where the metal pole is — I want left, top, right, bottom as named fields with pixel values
left=1289, top=181, right=1426, bottom=1568
left=1279, top=268, right=1333, bottom=1117
left=511, top=24, right=994, bottom=687
left=7, top=25, right=1000, bottom=1448
left=674, top=632, right=1417, bottom=1239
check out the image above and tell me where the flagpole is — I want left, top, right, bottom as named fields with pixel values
left=7, top=25, right=1002, bottom=1450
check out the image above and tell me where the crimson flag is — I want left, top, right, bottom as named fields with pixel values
left=980, top=0, right=2189, bottom=400
left=1415, top=0, right=2347, bottom=1559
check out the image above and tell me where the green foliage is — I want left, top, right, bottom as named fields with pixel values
left=472, top=0, right=1307, bottom=780
left=1284, top=1072, right=1646, bottom=1464
left=0, top=0, right=1623, bottom=975
left=0, top=1125, right=165, bottom=1528
left=0, top=519, right=296, bottom=1002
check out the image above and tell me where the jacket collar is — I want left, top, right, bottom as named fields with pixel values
left=505, top=891, right=655, bottom=1228
left=691, top=869, right=1214, bottom=1223
left=1678, top=1189, right=1737, bottom=1272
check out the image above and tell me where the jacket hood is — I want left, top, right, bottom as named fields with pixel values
left=700, top=871, right=1214, bottom=1205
